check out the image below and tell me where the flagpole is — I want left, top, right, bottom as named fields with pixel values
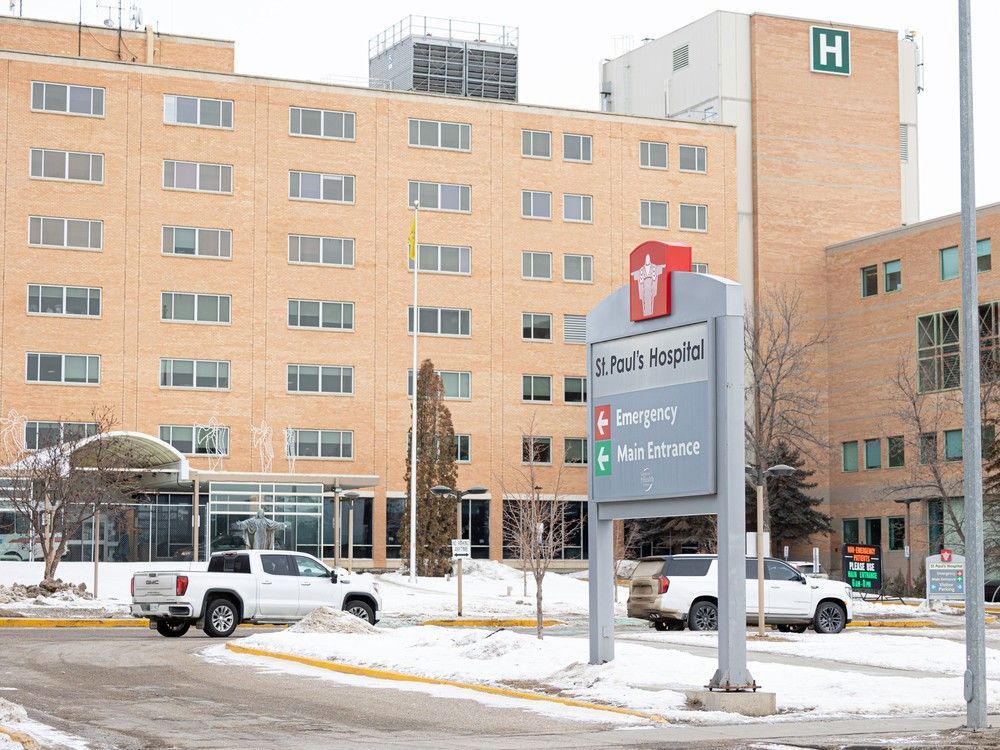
left=409, top=201, right=419, bottom=583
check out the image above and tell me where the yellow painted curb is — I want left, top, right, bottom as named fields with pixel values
left=225, top=642, right=666, bottom=724
left=848, top=620, right=935, bottom=628
left=0, top=617, right=147, bottom=628
left=420, top=618, right=565, bottom=628
left=0, top=725, right=40, bottom=750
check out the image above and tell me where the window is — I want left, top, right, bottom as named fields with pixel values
left=26, top=353, right=99, bottom=384
left=865, top=518, right=882, bottom=546
left=455, top=434, right=471, bottom=463
left=408, top=244, right=470, bottom=274
left=288, top=235, right=354, bottom=267
left=920, top=432, right=937, bottom=464
left=640, top=141, right=668, bottom=169
left=522, top=436, right=552, bottom=464
left=407, top=306, right=470, bottom=336
left=161, top=292, right=231, bottom=324
left=406, top=369, right=471, bottom=399
left=859, top=265, right=878, bottom=297
left=917, top=310, right=960, bottom=392
left=765, top=560, right=800, bottom=582
left=289, top=170, right=354, bottom=203
left=521, top=190, right=552, bottom=219
left=981, top=302, right=1000, bottom=377
left=287, top=299, right=354, bottom=331
left=27, top=284, right=100, bottom=317
left=884, top=260, right=902, bottom=292
left=842, top=519, right=859, bottom=544
left=208, top=552, right=251, bottom=574
left=295, top=556, right=329, bottom=578
left=408, top=119, right=471, bottom=151
left=889, top=516, right=906, bottom=551
left=163, top=95, right=232, bottom=128
left=159, top=425, right=229, bottom=455
left=888, top=435, right=905, bottom=467
left=521, top=129, right=551, bottom=158
left=28, top=216, right=102, bottom=250
left=31, top=81, right=104, bottom=116
left=285, top=428, right=353, bottom=459
left=163, top=160, right=232, bottom=193
left=259, top=554, right=295, bottom=576
left=940, top=246, right=959, bottom=281
left=692, top=263, right=709, bottom=274
left=29, top=148, right=103, bottom=183
left=564, top=314, right=586, bottom=344
left=24, top=421, right=97, bottom=450
left=160, top=359, right=230, bottom=390
left=163, top=226, right=232, bottom=259
left=679, top=145, right=707, bottom=173
left=564, top=438, right=587, bottom=465
left=564, top=254, right=592, bottom=283
left=563, top=133, right=592, bottom=163
left=522, top=251, right=551, bottom=280
left=408, top=180, right=470, bottom=212
left=842, top=441, right=858, bottom=472
left=564, top=376, right=587, bottom=404
left=563, top=194, right=592, bottom=223
left=679, top=203, right=708, bottom=231
left=944, top=429, right=963, bottom=461
left=640, top=200, right=669, bottom=229
left=672, top=44, right=689, bottom=71
left=522, top=375, right=552, bottom=402
left=522, top=312, right=552, bottom=341
left=289, top=107, right=355, bottom=140
left=978, top=238, right=992, bottom=273
left=287, top=364, right=353, bottom=395
left=864, top=438, right=881, bottom=469
left=985, top=423, right=997, bottom=460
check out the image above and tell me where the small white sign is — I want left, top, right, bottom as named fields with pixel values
left=451, top=539, right=471, bottom=559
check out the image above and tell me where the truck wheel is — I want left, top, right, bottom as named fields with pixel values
left=687, top=600, right=718, bottom=631
left=156, top=620, right=190, bottom=638
left=203, top=598, right=239, bottom=638
left=344, top=599, right=375, bottom=623
left=813, top=602, right=847, bottom=634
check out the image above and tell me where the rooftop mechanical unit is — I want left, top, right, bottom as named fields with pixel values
left=369, top=15, right=518, bottom=102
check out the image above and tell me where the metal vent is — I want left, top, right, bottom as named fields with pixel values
left=672, top=44, right=689, bottom=71
left=564, top=315, right=586, bottom=344
left=899, top=123, right=909, bottom=162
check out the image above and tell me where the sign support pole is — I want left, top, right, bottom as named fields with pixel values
left=958, top=0, right=987, bottom=730
left=587, top=514, right=614, bottom=663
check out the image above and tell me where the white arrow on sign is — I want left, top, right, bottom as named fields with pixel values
left=597, top=446, right=610, bottom=472
left=597, top=412, right=609, bottom=438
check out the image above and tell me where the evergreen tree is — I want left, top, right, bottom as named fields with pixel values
left=631, top=515, right=717, bottom=554
left=399, top=359, right=459, bottom=577
left=747, top=440, right=831, bottom=552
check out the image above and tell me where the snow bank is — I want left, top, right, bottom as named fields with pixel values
left=0, top=697, right=28, bottom=724
left=0, top=561, right=206, bottom=602
left=289, top=607, right=381, bottom=635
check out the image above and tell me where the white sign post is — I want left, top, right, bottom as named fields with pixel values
left=452, top=539, right=470, bottom=617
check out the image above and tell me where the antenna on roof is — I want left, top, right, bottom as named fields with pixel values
left=129, top=2, right=142, bottom=30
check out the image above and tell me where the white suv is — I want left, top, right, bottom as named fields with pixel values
left=627, top=554, right=853, bottom=634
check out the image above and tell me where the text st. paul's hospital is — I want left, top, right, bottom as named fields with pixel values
left=592, top=337, right=705, bottom=379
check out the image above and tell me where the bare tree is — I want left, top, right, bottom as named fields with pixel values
left=500, top=419, right=581, bottom=639
left=745, top=286, right=828, bottom=535
left=0, top=407, right=142, bottom=584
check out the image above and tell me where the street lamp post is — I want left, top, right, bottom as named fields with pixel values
left=342, top=491, right=360, bottom=572
left=746, top=464, right=796, bottom=637
left=893, top=498, right=921, bottom=592
left=431, top=485, right=487, bottom=617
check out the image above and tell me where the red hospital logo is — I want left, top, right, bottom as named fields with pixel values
left=629, top=241, right=692, bottom=322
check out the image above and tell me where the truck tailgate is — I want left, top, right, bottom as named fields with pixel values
left=133, top=571, right=179, bottom=601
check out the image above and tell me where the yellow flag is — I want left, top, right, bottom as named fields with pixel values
left=408, top=216, right=416, bottom=262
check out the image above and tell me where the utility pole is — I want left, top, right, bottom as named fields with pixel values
left=958, top=0, right=987, bottom=730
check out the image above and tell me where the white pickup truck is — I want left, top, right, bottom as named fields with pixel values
left=131, top=550, right=382, bottom=638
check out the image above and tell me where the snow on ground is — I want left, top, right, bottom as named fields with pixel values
left=0, top=696, right=89, bottom=750
left=376, top=559, right=627, bottom=622
left=230, top=624, right=1000, bottom=724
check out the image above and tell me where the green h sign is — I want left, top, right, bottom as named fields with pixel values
left=811, top=26, right=850, bottom=76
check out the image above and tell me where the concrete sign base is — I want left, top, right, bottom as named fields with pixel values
left=685, top=690, right=777, bottom=717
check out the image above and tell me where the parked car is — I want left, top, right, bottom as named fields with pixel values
left=131, top=549, right=381, bottom=638
left=787, top=560, right=829, bottom=579
left=627, top=554, right=853, bottom=634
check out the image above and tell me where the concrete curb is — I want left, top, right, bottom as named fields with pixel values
left=224, top=642, right=666, bottom=724
left=847, top=616, right=997, bottom=628
left=0, top=617, right=146, bottom=628
left=0, top=725, right=40, bottom=750
left=420, top=618, right=566, bottom=628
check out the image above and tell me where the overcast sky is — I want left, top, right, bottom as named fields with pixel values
left=10, top=0, right=999, bottom=221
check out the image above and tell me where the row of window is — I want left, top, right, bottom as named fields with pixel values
left=31, top=82, right=708, bottom=173
left=406, top=370, right=588, bottom=404
left=841, top=425, right=996, bottom=471
left=916, top=301, right=1000, bottom=393
left=859, top=239, right=992, bottom=298
left=520, top=190, right=708, bottom=230
left=842, top=516, right=907, bottom=551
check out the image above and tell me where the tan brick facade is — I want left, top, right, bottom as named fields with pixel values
left=0, top=20, right=736, bottom=566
